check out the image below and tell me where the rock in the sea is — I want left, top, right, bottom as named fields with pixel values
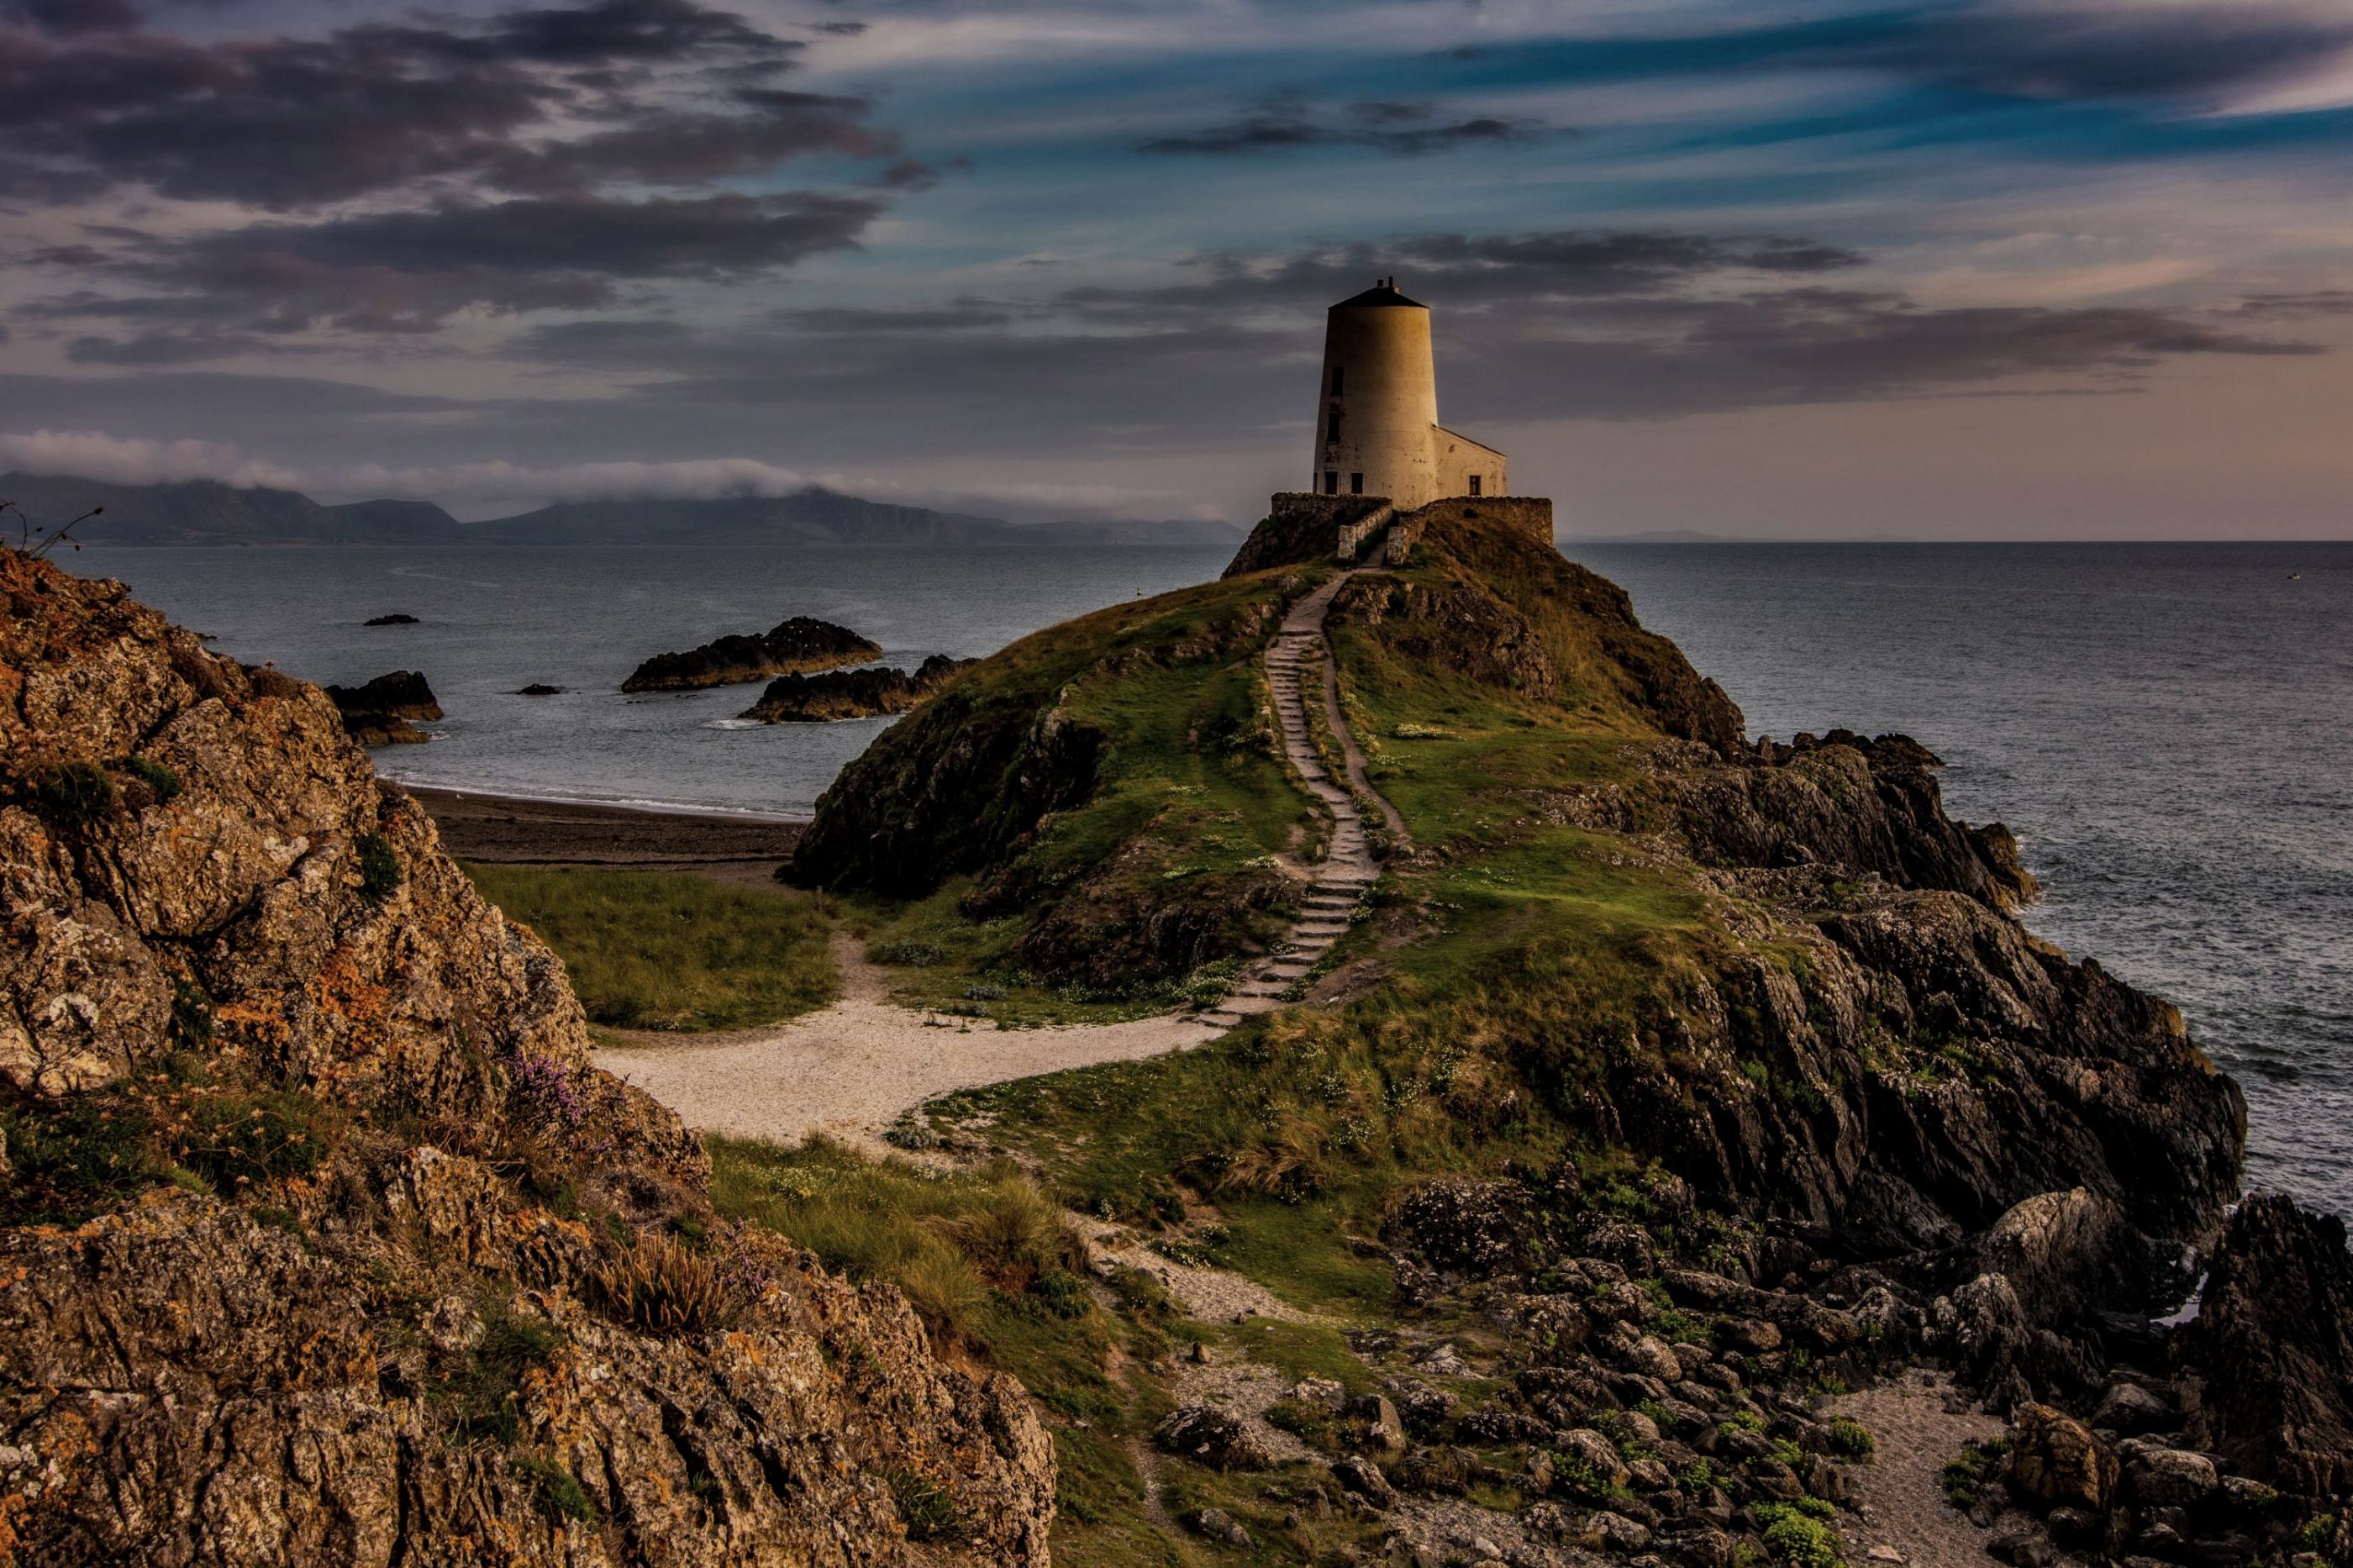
left=363, top=612, right=418, bottom=625
left=322, top=668, right=441, bottom=745
left=0, top=549, right=1055, bottom=1565
left=2177, top=1192, right=2353, bottom=1496
left=623, top=615, right=880, bottom=692
left=513, top=682, right=563, bottom=696
left=740, top=652, right=973, bottom=723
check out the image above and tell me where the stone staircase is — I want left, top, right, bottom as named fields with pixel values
left=1191, top=565, right=1392, bottom=1030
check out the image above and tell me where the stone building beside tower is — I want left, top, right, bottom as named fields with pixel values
left=1310, top=276, right=1505, bottom=507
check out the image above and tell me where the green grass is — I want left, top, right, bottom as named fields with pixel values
left=462, top=863, right=834, bottom=1030
left=707, top=1136, right=1182, bottom=1565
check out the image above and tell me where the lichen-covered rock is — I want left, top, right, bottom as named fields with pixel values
left=0, top=550, right=1054, bottom=1566
left=2007, top=1402, right=2120, bottom=1513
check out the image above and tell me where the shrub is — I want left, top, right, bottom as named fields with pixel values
left=882, top=1467, right=960, bottom=1542
left=593, top=1232, right=748, bottom=1336
left=178, top=1088, right=331, bottom=1191
left=1755, top=1500, right=1845, bottom=1566
left=1827, top=1417, right=1875, bottom=1459
left=121, top=756, right=182, bottom=803
left=29, top=760, right=116, bottom=833
left=356, top=832, right=403, bottom=902
left=515, top=1455, right=597, bottom=1524
left=168, top=979, right=214, bottom=1050
left=0, top=1097, right=159, bottom=1220
left=436, top=1292, right=565, bottom=1446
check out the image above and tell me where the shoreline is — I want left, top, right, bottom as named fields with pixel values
left=407, top=784, right=807, bottom=887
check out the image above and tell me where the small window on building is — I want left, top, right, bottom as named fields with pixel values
left=1325, top=411, right=1341, bottom=444
left=1467, top=474, right=1482, bottom=497
left=1330, top=366, right=1345, bottom=396
left=1350, top=472, right=1364, bottom=495
left=1323, top=471, right=1339, bottom=496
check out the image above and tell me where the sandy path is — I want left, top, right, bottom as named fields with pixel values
left=594, top=934, right=1216, bottom=1150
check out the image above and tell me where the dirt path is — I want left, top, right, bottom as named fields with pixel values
left=594, top=934, right=1215, bottom=1151
left=1193, top=559, right=1407, bottom=1029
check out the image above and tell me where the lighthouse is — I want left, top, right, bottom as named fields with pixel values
left=1309, top=277, right=1504, bottom=509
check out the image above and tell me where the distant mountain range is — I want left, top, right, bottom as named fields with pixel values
left=0, top=472, right=1244, bottom=550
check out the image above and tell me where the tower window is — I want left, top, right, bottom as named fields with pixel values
left=1350, top=473, right=1364, bottom=495
left=1329, top=366, right=1344, bottom=396
left=1325, top=411, right=1341, bottom=444
left=1323, top=471, right=1339, bottom=495
left=1467, top=474, right=1482, bottom=497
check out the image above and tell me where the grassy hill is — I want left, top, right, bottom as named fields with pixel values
left=776, top=502, right=2250, bottom=1562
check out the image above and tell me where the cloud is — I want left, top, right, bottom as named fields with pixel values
left=1, top=0, right=139, bottom=35
left=0, top=424, right=819, bottom=507
left=1140, top=94, right=1561, bottom=157
left=489, top=225, right=2326, bottom=448
left=53, top=192, right=884, bottom=334
left=0, top=428, right=301, bottom=488
left=1448, top=3, right=2353, bottom=115
left=0, top=0, right=869, bottom=211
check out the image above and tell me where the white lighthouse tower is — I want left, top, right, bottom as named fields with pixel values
left=1309, top=277, right=1504, bottom=509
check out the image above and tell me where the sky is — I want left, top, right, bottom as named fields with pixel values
left=3, top=0, right=2353, bottom=536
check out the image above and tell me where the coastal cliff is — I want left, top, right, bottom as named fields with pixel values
left=0, top=549, right=1054, bottom=1565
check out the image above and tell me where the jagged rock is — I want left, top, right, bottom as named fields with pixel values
left=1554, top=1428, right=1630, bottom=1491
left=1184, top=1507, right=1253, bottom=1549
left=1582, top=1510, right=1654, bottom=1553
left=2124, top=1446, right=2218, bottom=1507
left=513, top=682, right=563, bottom=696
left=2008, top=1402, right=2121, bottom=1513
left=740, top=653, right=974, bottom=723
left=1349, top=1392, right=1406, bottom=1455
left=622, top=615, right=881, bottom=692
left=1155, top=1403, right=1276, bottom=1471
left=2094, top=1381, right=2173, bottom=1436
left=322, top=668, right=441, bottom=745
left=0, top=550, right=1055, bottom=1566
left=1623, top=1334, right=1685, bottom=1383
left=1382, top=1176, right=1542, bottom=1281
left=2177, top=1192, right=2353, bottom=1497
left=362, top=613, right=417, bottom=625
left=1333, top=1454, right=1397, bottom=1506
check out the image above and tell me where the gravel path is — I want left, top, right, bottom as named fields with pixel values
left=595, top=935, right=1215, bottom=1150
left=1832, top=1369, right=2012, bottom=1566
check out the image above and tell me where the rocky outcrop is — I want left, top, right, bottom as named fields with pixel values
left=622, top=616, right=880, bottom=692
left=363, top=613, right=418, bottom=626
left=323, top=668, right=441, bottom=745
left=0, top=549, right=1055, bottom=1565
left=2177, top=1193, right=2353, bottom=1496
left=740, top=653, right=972, bottom=723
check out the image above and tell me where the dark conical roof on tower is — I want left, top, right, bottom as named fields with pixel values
left=1332, top=276, right=1424, bottom=309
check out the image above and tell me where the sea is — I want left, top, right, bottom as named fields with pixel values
left=78, top=540, right=2353, bottom=1221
